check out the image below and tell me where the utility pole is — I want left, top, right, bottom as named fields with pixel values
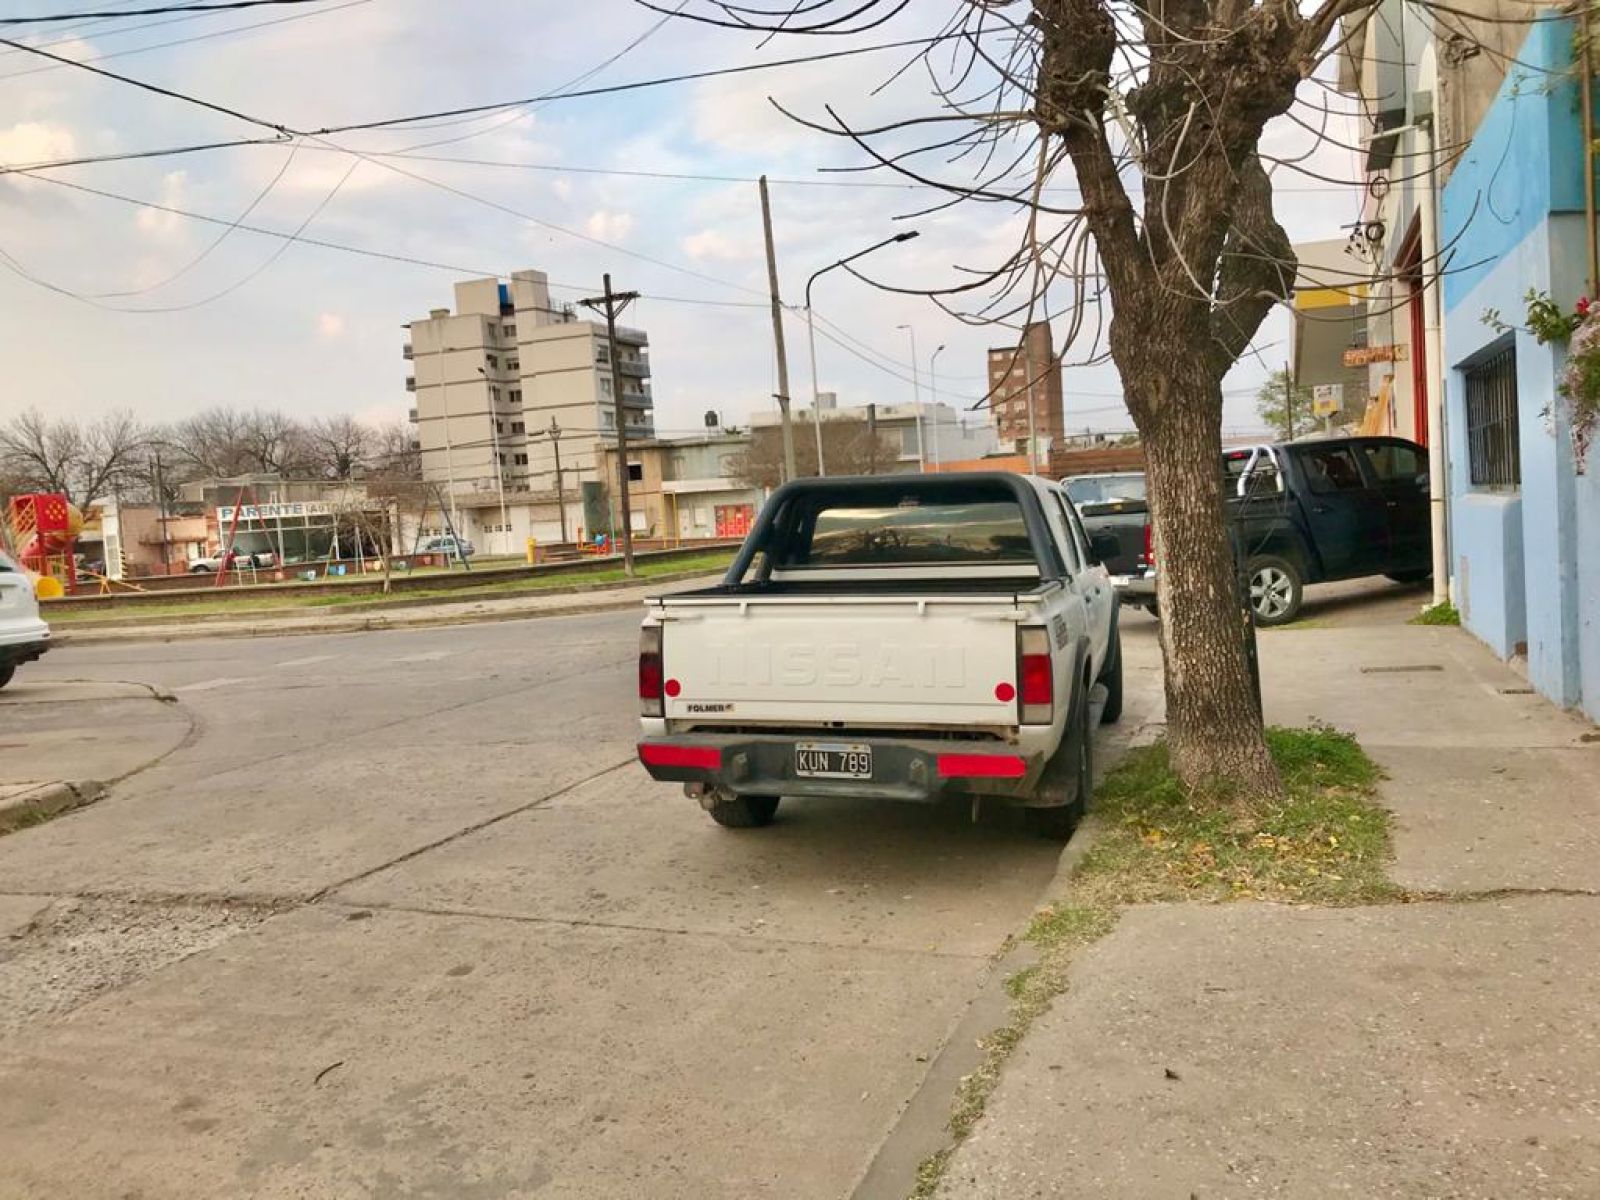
left=866, top=404, right=878, bottom=475
left=478, top=366, right=509, bottom=554
left=548, top=417, right=568, bottom=545
left=759, top=175, right=797, bottom=482
left=151, top=449, right=169, bottom=573
left=897, top=324, right=925, bottom=472
left=580, top=273, right=640, bottom=577
left=1284, top=362, right=1296, bottom=441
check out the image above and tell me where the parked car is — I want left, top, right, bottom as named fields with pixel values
left=1123, top=436, right=1432, bottom=626
left=636, top=473, right=1123, bottom=837
left=0, top=551, right=50, bottom=691
left=417, top=535, right=474, bottom=560
left=187, top=547, right=276, bottom=573
left=1061, top=471, right=1151, bottom=598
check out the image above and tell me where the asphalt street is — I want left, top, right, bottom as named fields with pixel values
left=0, top=607, right=1163, bottom=1199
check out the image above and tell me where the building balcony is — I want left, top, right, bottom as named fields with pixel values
left=615, top=357, right=650, bottom=379
left=405, top=377, right=416, bottom=392
left=402, top=344, right=413, bottom=360
left=408, top=408, right=419, bottom=423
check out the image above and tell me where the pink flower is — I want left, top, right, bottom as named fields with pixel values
left=1579, top=297, right=1592, bottom=317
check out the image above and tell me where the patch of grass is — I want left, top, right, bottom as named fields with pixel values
left=1077, top=725, right=1395, bottom=907
left=48, top=554, right=733, bottom=624
left=911, top=726, right=1396, bottom=1196
left=1410, top=601, right=1462, bottom=626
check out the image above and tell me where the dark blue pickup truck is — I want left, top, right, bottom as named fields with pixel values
left=1124, top=436, right=1433, bottom=626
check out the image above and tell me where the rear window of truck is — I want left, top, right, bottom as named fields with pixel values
left=792, top=499, right=1034, bottom=567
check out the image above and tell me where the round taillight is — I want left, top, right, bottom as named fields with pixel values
left=664, top=678, right=682, bottom=697
left=994, top=682, right=1016, bottom=702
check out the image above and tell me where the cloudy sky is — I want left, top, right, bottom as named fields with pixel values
left=0, top=0, right=1368, bottom=442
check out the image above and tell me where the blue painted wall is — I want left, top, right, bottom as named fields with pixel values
left=1439, top=15, right=1598, bottom=720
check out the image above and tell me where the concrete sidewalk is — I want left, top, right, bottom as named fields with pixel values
left=53, top=573, right=723, bottom=645
left=935, top=619, right=1600, bottom=1199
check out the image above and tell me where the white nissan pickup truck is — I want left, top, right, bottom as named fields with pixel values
left=637, top=473, right=1124, bottom=837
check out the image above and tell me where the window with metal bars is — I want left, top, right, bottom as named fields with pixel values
left=1463, top=342, right=1520, bottom=488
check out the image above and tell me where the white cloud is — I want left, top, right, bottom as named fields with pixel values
left=585, top=209, right=634, bottom=242
left=135, top=172, right=187, bottom=241
left=0, top=121, right=76, bottom=169
left=681, top=229, right=750, bottom=261
left=317, top=312, right=346, bottom=339
left=552, top=178, right=573, bottom=201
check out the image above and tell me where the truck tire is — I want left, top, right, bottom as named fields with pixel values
left=707, top=794, right=780, bottom=829
left=1026, top=690, right=1092, bottom=839
left=0, top=664, right=13, bottom=691
left=1099, top=625, right=1124, bottom=725
left=189, top=565, right=211, bottom=573
left=1247, top=555, right=1304, bottom=626
left=1386, top=569, right=1430, bottom=585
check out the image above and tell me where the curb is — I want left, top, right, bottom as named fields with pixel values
left=847, top=813, right=1106, bottom=1200
left=53, top=574, right=722, bottom=646
left=0, top=780, right=106, bottom=835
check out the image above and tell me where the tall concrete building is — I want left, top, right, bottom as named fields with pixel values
left=986, top=321, right=1064, bottom=462
left=405, top=268, right=654, bottom=549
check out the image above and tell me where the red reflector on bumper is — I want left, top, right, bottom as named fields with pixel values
left=936, top=753, right=1027, bottom=779
left=638, top=743, right=721, bottom=770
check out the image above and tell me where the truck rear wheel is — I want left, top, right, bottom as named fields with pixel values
left=1099, top=626, right=1124, bottom=725
left=1026, top=690, right=1092, bottom=839
left=707, top=794, right=780, bottom=829
left=0, top=664, right=13, bottom=691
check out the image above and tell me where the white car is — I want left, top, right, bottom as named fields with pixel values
left=187, top=547, right=277, bottom=573
left=417, top=535, right=475, bottom=559
left=0, top=552, right=50, bottom=691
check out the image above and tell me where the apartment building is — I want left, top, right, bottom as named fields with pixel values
left=748, top=399, right=995, bottom=473
left=405, top=268, right=655, bottom=550
left=986, top=321, right=1064, bottom=463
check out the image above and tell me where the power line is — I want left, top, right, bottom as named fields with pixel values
left=2, top=31, right=960, bottom=174
left=0, top=0, right=338, bottom=24
left=0, top=32, right=288, bottom=132
left=0, top=0, right=371, bottom=82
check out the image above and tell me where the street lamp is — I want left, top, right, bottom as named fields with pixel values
left=478, top=365, right=510, bottom=555
left=896, top=323, right=925, bottom=472
left=805, top=230, right=919, bottom=476
left=929, top=343, right=946, bottom=470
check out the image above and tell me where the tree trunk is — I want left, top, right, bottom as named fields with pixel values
left=1139, top=368, right=1281, bottom=800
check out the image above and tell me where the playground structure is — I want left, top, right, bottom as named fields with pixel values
left=4, top=493, right=82, bottom=599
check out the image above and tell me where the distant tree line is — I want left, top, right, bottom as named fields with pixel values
left=0, top=408, right=420, bottom=512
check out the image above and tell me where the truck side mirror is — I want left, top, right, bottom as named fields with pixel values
left=1088, top=530, right=1120, bottom=565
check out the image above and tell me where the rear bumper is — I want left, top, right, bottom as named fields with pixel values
left=1116, top=571, right=1158, bottom=608
left=637, top=733, right=1050, bottom=804
left=0, top=627, right=50, bottom=666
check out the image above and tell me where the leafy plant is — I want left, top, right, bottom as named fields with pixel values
left=1560, top=311, right=1600, bottom=473
left=1482, top=289, right=1587, bottom=344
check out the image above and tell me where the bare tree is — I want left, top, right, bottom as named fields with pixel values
left=305, top=414, right=375, bottom=480
left=166, top=408, right=257, bottom=479
left=239, top=409, right=313, bottom=476
left=0, top=409, right=148, bottom=508
left=647, top=0, right=1406, bottom=799
left=730, top=418, right=897, bottom=490
left=165, top=407, right=315, bottom=479
left=370, top=420, right=423, bottom=480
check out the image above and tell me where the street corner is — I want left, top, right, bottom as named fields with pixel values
left=0, top=679, right=192, bottom=833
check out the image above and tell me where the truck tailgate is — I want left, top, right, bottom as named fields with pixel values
left=657, top=596, right=1027, bottom=728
